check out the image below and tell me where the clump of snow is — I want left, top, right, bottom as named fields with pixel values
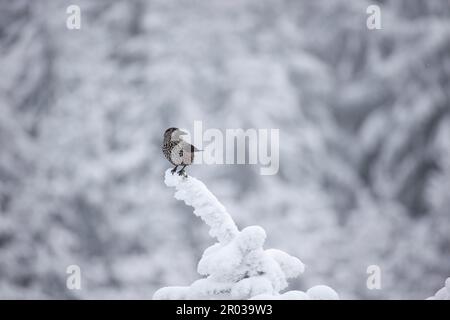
left=265, top=249, right=305, bottom=278
left=237, top=226, right=266, bottom=251
left=153, top=286, right=190, bottom=300
left=306, top=285, right=339, bottom=300
left=250, top=286, right=339, bottom=300
left=154, top=169, right=339, bottom=300
left=279, top=290, right=310, bottom=300
left=231, top=276, right=274, bottom=299
left=427, top=277, right=450, bottom=300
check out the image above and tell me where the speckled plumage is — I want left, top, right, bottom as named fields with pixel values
left=162, top=127, right=200, bottom=176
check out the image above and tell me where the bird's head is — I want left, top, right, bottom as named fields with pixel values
left=164, top=127, right=188, bottom=142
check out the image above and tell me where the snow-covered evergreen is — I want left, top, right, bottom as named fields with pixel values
left=153, top=170, right=338, bottom=300
left=427, top=278, right=450, bottom=300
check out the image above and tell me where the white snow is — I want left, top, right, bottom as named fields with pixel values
left=306, top=285, right=340, bottom=300
left=164, top=169, right=239, bottom=243
left=154, top=169, right=339, bottom=300
left=250, top=287, right=339, bottom=300
left=153, top=286, right=190, bottom=300
left=265, top=249, right=305, bottom=279
left=280, top=290, right=310, bottom=300
left=427, top=277, right=450, bottom=300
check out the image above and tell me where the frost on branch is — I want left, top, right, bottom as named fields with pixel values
left=427, top=278, right=450, bottom=300
left=153, top=170, right=339, bottom=300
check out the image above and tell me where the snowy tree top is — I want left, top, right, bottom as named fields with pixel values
left=155, top=169, right=338, bottom=300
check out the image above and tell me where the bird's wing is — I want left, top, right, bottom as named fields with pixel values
left=180, top=140, right=201, bottom=152
left=191, top=144, right=201, bottom=152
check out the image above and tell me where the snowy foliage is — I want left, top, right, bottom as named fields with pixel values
left=164, top=169, right=239, bottom=244
left=154, top=170, right=337, bottom=300
left=427, top=278, right=450, bottom=300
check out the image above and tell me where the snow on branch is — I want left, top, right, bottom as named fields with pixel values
left=427, top=278, right=450, bottom=300
left=153, top=169, right=339, bottom=300
left=164, top=169, right=239, bottom=243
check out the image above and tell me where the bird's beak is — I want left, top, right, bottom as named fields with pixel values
left=179, top=130, right=188, bottom=136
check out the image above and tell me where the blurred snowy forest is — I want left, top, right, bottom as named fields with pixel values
left=1, top=0, right=449, bottom=299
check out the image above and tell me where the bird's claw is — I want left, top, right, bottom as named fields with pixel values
left=178, top=170, right=187, bottom=178
left=171, top=168, right=177, bottom=175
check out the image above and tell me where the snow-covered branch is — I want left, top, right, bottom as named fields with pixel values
left=164, top=169, right=239, bottom=244
left=153, top=170, right=339, bottom=300
left=427, top=278, right=450, bottom=300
